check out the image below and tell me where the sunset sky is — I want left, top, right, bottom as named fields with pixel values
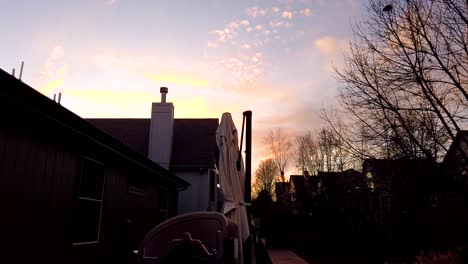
left=1, top=0, right=366, bottom=175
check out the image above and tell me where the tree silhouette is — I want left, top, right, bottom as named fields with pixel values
left=334, top=0, right=468, bottom=161
left=253, top=158, right=279, bottom=197
left=265, top=128, right=293, bottom=182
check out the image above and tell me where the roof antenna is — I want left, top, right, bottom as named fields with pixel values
left=19, top=61, right=24, bottom=81
left=53, top=94, right=57, bottom=102
left=58, top=92, right=62, bottom=105
left=12, top=68, right=15, bottom=77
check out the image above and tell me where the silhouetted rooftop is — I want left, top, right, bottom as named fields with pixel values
left=86, top=118, right=219, bottom=170
left=0, top=68, right=188, bottom=189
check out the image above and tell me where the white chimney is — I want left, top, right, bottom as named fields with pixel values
left=148, top=87, right=174, bottom=170
left=160, top=86, right=168, bottom=103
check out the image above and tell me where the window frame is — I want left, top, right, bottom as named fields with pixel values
left=159, top=189, right=169, bottom=222
left=72, top=157, right=105, bottom=246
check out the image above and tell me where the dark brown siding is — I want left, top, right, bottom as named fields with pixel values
left=0, top=122, right=180, bottom=264
left=0, top=70, right=185, bottom=264
left=0, top=125, right=78, bottom=263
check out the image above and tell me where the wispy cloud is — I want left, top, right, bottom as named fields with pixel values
left=282, top=11, right=293, bottom=19
left=300, top=8, right=312, bottom=16
left=315, top=36, right=338, bottom=54
left=213, top=56, right=264, bottom=87
left=34, top=46, right=68, bottom=95
left=245, top=6, right=269, bottom=18
left=315, top=36, right=347, bottom=55
left=313, top=36, right=349, bottom=70
left=207, top=2, right=313, bottom=89
left=105, top=0, right=116, bottom=6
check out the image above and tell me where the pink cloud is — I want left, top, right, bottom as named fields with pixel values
left=300, top=8, right=312, bottom=16
left=105, top=0, right=116, bottom=6
left=282, top=11, right=293, bottom=19
left=245, top=6, right=268, bottom=18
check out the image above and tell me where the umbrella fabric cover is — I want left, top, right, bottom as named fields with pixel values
left=216, top=113, right=250, bottom=263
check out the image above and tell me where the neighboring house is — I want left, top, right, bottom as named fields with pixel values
left=87, top=88, right=219, bottom=214
left=289, top=171, right=319, bottom=199
left=289, top=174, right=314, bottom=214
left=0, top=69, right=189, bottom=264
left=441, top=130, right=468, bottom=192
left=362, top=159, right=437, bottom=195
left=289, top=175, right=307, bottom=202
left=361, top=159, right=438, bottom=233
left=274, top=181, right=290, bottom=203
left=289, top=172, right=319, bottom=198
left=317, top=170, right=365, bottom=196
left=317, top=171, right=341, bottom=196
left=438, top=131, right=468, bottom=243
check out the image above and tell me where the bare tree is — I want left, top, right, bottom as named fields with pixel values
left=266, top=128, right=293, bottom=182
left=333, top=0, right=468, bottom=162
left=296, top=131, right=321, bottom=175
left=295, top=128, right=349, bottom=174
left=253, top=158, right=279, bottom=197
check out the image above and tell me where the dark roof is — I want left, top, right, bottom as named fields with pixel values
left=0, top=69, right=188, bottom=189
left=289, top=175, right=306, bottom=193
left=86, top=118, right=219, bottom=170
left=171, top=119, right=218, bottom=169
left=275, top=182, right=290, bottom=196
left=86, top=118, right=150, bottom=156
left=442, top=130, right=468, bottom=165
left=362, top=158, right=437, bottom=192
left=289, top=172, right=321, bottom=194
left=317, top=170, right=366, bottom=194
left=317, top=171, right=341, bottom=193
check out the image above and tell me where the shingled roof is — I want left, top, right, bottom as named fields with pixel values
left=86, top=118, right=219, bottom=170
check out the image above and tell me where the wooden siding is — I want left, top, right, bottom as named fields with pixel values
left=0, top=125, right=78, bottom=263
left=0, top=118, right=179, bottom=264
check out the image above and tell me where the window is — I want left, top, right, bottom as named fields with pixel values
left=72, top=158, right=105, bottom=245
left=159, top=190, right=168, bottom=222
left=366, top=171, right=375, bottom=191
left=128, top=176, right=146, bottom=196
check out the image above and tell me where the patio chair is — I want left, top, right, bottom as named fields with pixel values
left=138, top=212, right=232, bottom=264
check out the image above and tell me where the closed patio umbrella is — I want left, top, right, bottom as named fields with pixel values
left=216, top=112, right=250, bottom=264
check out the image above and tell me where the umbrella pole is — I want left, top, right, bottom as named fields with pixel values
left=243, top=110, right=255, bottom=264
left=243, top=110, right=252, bottom=205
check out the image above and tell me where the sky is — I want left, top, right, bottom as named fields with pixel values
left=1, top=0, right=366, bottom=176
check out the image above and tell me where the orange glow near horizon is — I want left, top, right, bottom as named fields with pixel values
left=64, top=89, right=226, bottom=119
left=40, top=79, right=64, bottom=95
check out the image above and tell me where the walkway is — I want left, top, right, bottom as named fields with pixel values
left=267, top=249, right=309, bottom=264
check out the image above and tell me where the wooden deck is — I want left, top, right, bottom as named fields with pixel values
left=267, top=249, right=309, bottom=264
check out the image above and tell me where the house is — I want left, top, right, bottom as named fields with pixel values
left=289, top=174, right=313, bottom=214
left=86, top=88, right=219, bottom=214
left=362, top=159, right=437, bottom=195
left=0, top=69, right=189, bottom=264
left=362, top=158, right=438, bottom=214
left=438, top=131, right=468, bottom=244
left=361, top=158, right=439, bottom=245
left=317, top=169, right=365, bottom=196
left=441, top=130, right=468, bottom=192
left=274, top=181, right=290, bottom=203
